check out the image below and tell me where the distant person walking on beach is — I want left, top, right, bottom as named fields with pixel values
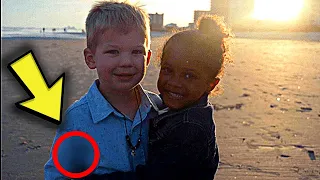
left=89, top=15, right=232, bottom=180
left=43, top=1, right=160, bottom=179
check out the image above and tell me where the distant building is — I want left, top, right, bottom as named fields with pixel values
left=302, top=0, right=320, bottom=26
left=210, top=0, right=229, bottom=22
left=194, top=10, right=212, bottom=26
left=188, top=23, right=195, bottom=29
left=210, top=0, right=254, bottom=23
left=165, top=23, right=178, bottom=31
left=228, top=0, right=255, bottom=24
left=149, top=13, right=164, bottom=31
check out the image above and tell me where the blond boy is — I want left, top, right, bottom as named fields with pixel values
left=44, top=1, right=160, bottom=178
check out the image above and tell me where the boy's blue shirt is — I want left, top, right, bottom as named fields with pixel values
left=44, top=80, right=157, bottom=179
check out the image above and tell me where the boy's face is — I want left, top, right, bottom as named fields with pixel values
left=157, top=41, right=219, bottom=110
left=84, top=28, right=151, bottom=94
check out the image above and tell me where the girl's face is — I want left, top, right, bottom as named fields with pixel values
left=157, top=41, right=218, bottom=110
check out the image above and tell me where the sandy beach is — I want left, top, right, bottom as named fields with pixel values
left=2, top=34, right=320, bottom=179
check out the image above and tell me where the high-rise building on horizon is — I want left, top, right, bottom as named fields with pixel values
left=302, top=0, right=320, bottom=26
left=210, top=0, right=255, bottom=24
left=149, top=13, right=164, bottom=31
left=194, top=10, right=212, bottom=25
left=228, top=0, right=255, bottom=24
left=210, top=0, right=229, bottom=22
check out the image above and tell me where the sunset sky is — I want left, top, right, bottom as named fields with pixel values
left=2, top=0, right=308, bottom=29
left=253, top=0, right=304, bottom=21
left=2, top=0, right=210, bottom=29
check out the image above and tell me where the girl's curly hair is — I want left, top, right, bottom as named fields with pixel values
left=157, top=14, right=233, bottom=96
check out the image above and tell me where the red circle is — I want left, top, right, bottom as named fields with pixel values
left=52, top=131, right=100, bottom=179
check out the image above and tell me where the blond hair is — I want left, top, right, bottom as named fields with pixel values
left=85, top=0, right=150, bottom=50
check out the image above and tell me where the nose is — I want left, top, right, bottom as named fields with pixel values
left=166, top=74, right=183, bottom=88
left=118, top=52, right=134, bottom=67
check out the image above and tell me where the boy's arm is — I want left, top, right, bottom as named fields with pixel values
left=44, top=111, right=76, bottom=180
left=44, top=128, right=71, bottom=179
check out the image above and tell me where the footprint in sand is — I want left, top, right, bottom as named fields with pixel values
left=240, top=93, right=250, bottom=97
left=293, top=167, right=320, bottom=179
left=240, top=120, right=255, bottom=127
left=246, top=139, right=259, bottom=149
left=256, top=132, right=277, bottom=141
left=270, top=104, right=278, bottom=108
left=280, top=154, right=290, bottom=158
left=296, top=107, right=312, bottom=112
left=213, top=103, right=244, bottom=111
left=280, top=108, right=288, bottom=111
left=284, top=128, right=303, bottom=137
left=219, top=161, right=280, bottom=176
left=279, top=108, right=289, bottom=113
left=18, top=137, right=42, bottom=152
left=259, top=127, right=281, bottom=141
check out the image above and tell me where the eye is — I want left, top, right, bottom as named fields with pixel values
left=184, top=72, right=197, bottom=79
left=105, top=50, right=119, bottom=55
left=160, top=67, right=172, bottom=74
left=132, top=49, right=145, bottom=55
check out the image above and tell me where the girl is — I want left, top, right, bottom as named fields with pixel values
left=87, top=14, right=232, bottom=180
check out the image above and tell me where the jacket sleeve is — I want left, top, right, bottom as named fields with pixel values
left=139, top=122, right=218, bottom=180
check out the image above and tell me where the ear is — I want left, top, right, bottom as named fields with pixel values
left=146, top=50, right=152, bottom=66
left=207, top=78, right=220, bottom=92
left=84, top=48, right=96, bottom=69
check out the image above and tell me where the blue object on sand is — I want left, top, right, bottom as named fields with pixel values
left=307, top=150, right=316, bottom=160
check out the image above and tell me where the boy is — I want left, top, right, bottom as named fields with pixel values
left=44, top=1, right=160, bottom=179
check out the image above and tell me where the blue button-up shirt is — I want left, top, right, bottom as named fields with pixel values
left=44, top=80, right=157, bottom=179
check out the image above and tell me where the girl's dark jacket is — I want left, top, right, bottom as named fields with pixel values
left=86, top=94, right=219, bottom=180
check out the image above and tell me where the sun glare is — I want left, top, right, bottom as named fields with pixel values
left=253, top=0, right=304, bottom=21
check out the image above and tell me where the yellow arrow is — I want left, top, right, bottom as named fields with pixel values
left=7, top=50, right=65, bottom=125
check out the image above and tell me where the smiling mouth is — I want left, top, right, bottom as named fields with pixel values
left=167, top=91, right=183, bottom=99
left=114, top=73, right=135, bottom=80
left=115, top=74, right=134, bottom=76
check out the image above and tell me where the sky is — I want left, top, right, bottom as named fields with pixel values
left=2, top=0, right=211, bottom=29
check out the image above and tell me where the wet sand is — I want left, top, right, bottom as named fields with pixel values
left=2, top=35, right=320, bottom=179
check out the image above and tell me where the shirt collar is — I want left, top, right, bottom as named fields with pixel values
left=86, top=80, right=113, bottom=124
left=86, top=80, right=153, bottom=124
left=154, top=93, right=210, bottom=124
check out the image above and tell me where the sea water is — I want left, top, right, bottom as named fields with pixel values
left=1, top=27, right=168, bottom=40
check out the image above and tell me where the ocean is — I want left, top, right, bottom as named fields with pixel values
left=1, top=27, right=168, bottom=40
left=1, top=26, right=320, bottom=42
